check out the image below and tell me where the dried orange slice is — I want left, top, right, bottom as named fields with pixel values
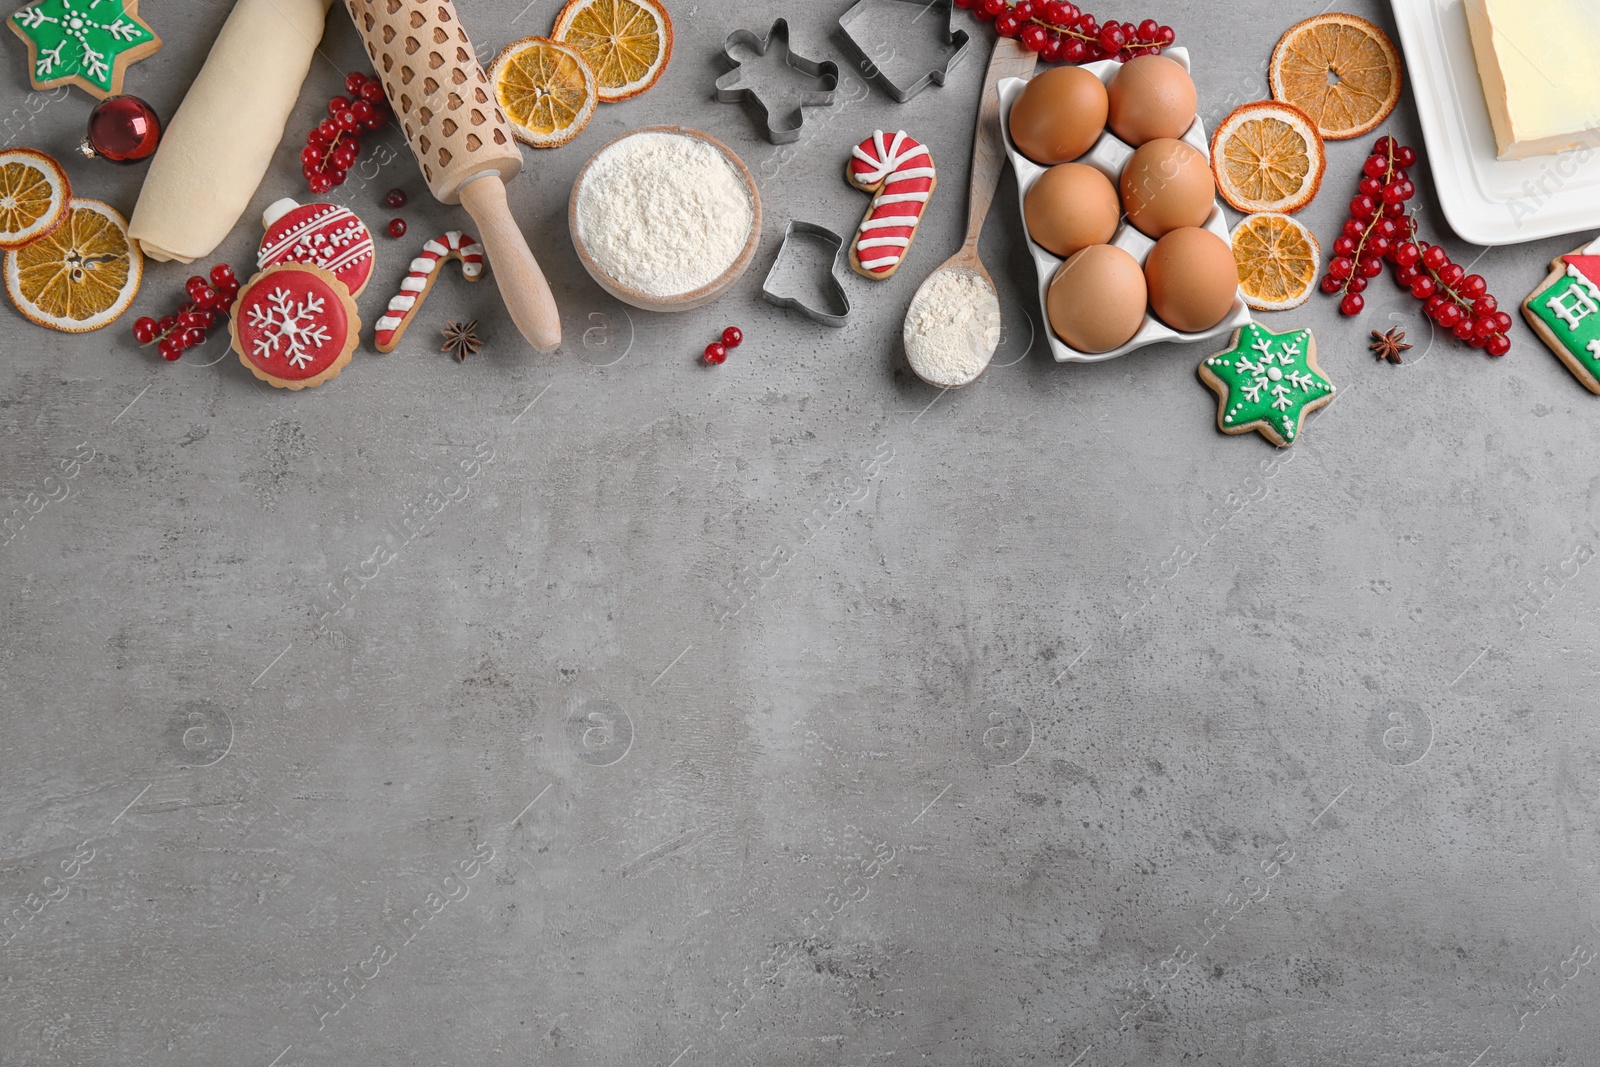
left=5, top=198, right=141, bottom=333
left=1211, top=102, right=1326, bottom=215
left=551, top=0, right=672, bottom=103
left=1231, top=213, right=1321, bottom=312
left=1270, top=13, right=1403, bottom=141
left=0, top=148, right=69, bottom=250
left=489, top=36, right=599, bottom=149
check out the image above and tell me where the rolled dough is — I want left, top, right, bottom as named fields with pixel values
left=129, top=0, right=333, bottom=264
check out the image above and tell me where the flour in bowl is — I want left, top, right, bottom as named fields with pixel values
left=575, top=132, right=754, bottom=298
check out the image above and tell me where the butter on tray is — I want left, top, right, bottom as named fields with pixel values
left=1466, top=0, right=1600, bottom=160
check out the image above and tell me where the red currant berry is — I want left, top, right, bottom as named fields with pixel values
left=1038, top=35, right=1064, bottom=62
left=1062, top=38, right=1088, bottom=62
left=335, top=110, right=360, bottom=133
left=1363, top=155, right=1388, bottom=178
left=309, top=173, right=334, bottom=194
left=1340, top=293, right=1365, bottom=316
left=1156, top=25, right=1175, bottom=44
left=344, top=72, right=368, bottom=96
left=157, top=314, right=178, bottom=333
left=158, top=337, right=182, bottom=361
left=1347, top=276, right=1368, bottom=294
left=1422, top=245, right=1449, bottom=271
left=1453, top=318, right=1477, bottom=341
left=328, top=95, right=350, bottom=117
left=1367, top=235, right=1392, bottom=259
left=1460, top=274, right=1487, bottom=298
left=132, top=316, right=157, bottom=344
left=1395, top=265, right=1422, bottom=287
left=1396, top=146, right=1418, bottom=168
left=1342, top=218, right=1366, bottom=240
left=1359, top=256, right=1385, bottom=279
left=703, top=342, right=727, bottom=365
left=1486, top=334, right=1512, bottom=357
left=1020, top=24, right=1050, bottom=51
left=360, top=81, right=386, bottom=104
left=1491, top=311, right=1513, bottom=332
left=384, top=187, right=408, bottom=209
left=1320, top=274, right=1342, bottom=294
left=388, top=218, right=407, bottom=238
left=1359, top=176, right=1384, bottom=198
left=1412, top=277, right=1438, bottom=299
left=994, top=11, right=1023, bottom=35
left=1013, top=0, right=1038, bottom=16
left=1137, top=17, right=1160, bottom=39
left=722, top=326, right=743, bottom=348
left=1424, top=294, right=1448, bottom=318
left=1439, top=263, right=1466, bottom=287
left=350, top=100, right=375, bottom=126
left=1472, top=295, right=1498, bottom=317
left=1393, top=242, right=1421, bottom=268
left=1333, top=236, right=1357, bottom=258
left=1350, top=195, right=1378, bottom=220
left=1329, top=256, right=1354, bottom=280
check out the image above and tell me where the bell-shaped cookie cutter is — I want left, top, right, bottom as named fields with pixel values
left=838, top=0, right=972, bottom=103
left=714, top=19, right=840, bottom=145
left=763, top=221, right=852, bottom=328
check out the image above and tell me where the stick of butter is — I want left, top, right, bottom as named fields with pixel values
left=1467, top=0, right=1600, bottom=160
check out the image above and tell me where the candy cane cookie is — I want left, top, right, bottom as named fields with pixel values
left=846, top=130, right=937, bottom=280
left=373, top=231, right=485, bottom=353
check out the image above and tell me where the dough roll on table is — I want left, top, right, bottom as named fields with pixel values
left=130, top=0, right=334, bottom=264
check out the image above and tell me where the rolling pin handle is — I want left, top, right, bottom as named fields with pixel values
left=457, top=172, right=563, bottom=354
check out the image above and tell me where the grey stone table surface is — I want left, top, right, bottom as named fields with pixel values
left=4, top=0, right=1600, bottom=1064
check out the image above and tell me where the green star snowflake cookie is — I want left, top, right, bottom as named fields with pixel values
left=8, top=0, right=160, bottom=99
left=1198, top=323, right=1335, bottom=447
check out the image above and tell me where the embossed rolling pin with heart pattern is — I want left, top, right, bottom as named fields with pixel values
left=343, top=0, right=561, bottom=352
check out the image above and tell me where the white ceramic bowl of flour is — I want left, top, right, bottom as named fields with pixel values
left=569, top=127, right=763, bottom=313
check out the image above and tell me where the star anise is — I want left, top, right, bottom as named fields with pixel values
left=440, top=320, right=482, bottom=362
left=1370, top=327, right=1411, bottom=365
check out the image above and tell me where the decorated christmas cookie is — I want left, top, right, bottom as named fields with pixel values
left=7, top=0, right=160, bottom=99
left=257, top=198, right=375, bottom=298
left=373, top=231, right=483, bottom=352
left=229, top=263, right=360, bottom=390
left=847, top=130, right=936, bottom=281
left=1523, top=240, right=1600, bottom=394
left=1199, top=323, right=1334, bottom=447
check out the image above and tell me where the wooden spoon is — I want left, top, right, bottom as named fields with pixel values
left=903, top=37, right=1037, bottom=388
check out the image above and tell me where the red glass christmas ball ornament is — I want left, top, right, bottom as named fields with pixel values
left=80, top=95, right=162, bottom=164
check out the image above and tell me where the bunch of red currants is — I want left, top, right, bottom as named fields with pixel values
left=954, top=0, right=1175, bottom=64
left=301, top=72, right=390, bottom=194
left=131, top=264, right=241, bottom=361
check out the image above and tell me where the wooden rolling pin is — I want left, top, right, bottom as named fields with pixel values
left=343, top=0, right=561, bottom=353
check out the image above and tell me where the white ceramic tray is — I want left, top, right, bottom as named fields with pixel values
left=1389, top=0, right=1600, bottom=246
left=997, top=48, right=1250, bottom=364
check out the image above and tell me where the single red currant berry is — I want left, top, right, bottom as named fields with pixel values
left=360, top=81, right=386, bottom=104
left=722, top=326, right=743, bottom=348
left=132, top=316, right=157, bottom=344
left=1453, top=319, right=1476, bottom=342
left=1138, top=18, right=1160, bottom=38
left=1396, top=146, right=1418, bottom=168
left=994, top=11, right=1023, bottom=36
left=1422, top=245, right=1448, bottom=270
left=344, top=72, right=367, bottom=96
left=1460, top=274, right=1487, bottom=298
left=1412, top=276, right=1438, bottom=299
left=1329, top=256, right=1354, bottom=281
left=1347, top=276, right=1368, bottom=294
left=158, top=337, right=182, bottom=361
left=1363, top=155, right=1388, bottom=178
left=1393, top=242, right=1421, bottom=268
left=1473, top=295, right=1498, bottom=317
left=1332, top=236, right=1357, bottom=258
left=1486, top=334, right=1511, bottom=357
left=328, top=95, right=350, bottom=117
left=387, top=218, right=407, bottom=238
left=703, top=342, right=727, bottom=365
left=384, top=188, right=408, bottom=208
left=1020, top=23, right=1050, bottom=51
left=1340, top=293, right=1365, bottom=316
left=1491, top=311, right=1513, bottom=332
left=1038, top=35, right=1064, bottom=62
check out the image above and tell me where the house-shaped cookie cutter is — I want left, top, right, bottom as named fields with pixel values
left=762, top=221, right=852, bottom=328
left=838, top=0, right=972, bottom=103
left=714, top=19, right=839, bottom=145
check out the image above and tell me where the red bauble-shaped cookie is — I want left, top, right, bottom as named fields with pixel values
left=230, top=263, right=360, bottom=390
left=257, top=198, right=375, bottom=297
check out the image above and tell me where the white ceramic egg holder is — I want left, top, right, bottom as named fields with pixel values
left=997, top=48, right=1250, bottom=364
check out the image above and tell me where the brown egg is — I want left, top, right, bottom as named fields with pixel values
left=1047, top=245, right=1148, bottom=353
left=1144, top=227, right=1239, bottom=334
left=1107, top=55, right=1198, bottom=145
left=1119, top=138, right=1215, bottom=238
left=1009, top=66, right=1109, bottom=166
left=1024, top=163, right=1120, bottom=260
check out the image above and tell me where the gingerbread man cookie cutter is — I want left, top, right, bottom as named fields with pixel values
left=762, top=221, right=852, bottom=328
left=838, top=0, right=971, bottom=104
left=714, top=19, right=839, bottom=145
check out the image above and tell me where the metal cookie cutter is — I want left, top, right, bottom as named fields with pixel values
left=763, top=221, right=852, bottom=328
left=714, top=19, right=840, bottom=145
left=839, top=0, right=972, bottom=103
